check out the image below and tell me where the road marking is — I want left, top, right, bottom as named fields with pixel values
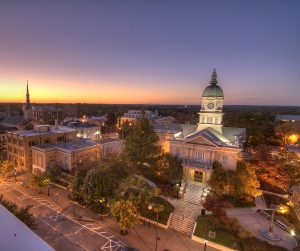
left=73, top=226, right=85, bottom=234
left=1, top=181, right=126, bottom=249
left=49, top=211, right=64, bottom=222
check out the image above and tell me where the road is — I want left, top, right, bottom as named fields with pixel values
left=0, top=180, right=126, bottom=251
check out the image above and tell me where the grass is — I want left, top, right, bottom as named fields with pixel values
left=241, top=238, right=289, bottom=251
left=194, top=215, right=242, bottom=249
left=141, top=196, right=175, bottom=225
left=194, top=215, right=290, bottom=251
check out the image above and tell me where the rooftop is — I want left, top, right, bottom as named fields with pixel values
left=33, top=139, right=98, bottom=151
left=14, top=125, right=76, bottom=137
left=62, top=121, right=99, bottom=128
left=276, top=114, right=300, bottom=121
left=0, top=205, right=53, bottom=251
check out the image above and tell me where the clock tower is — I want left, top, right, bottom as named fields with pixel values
left=197, top=69, right=224, bottom=133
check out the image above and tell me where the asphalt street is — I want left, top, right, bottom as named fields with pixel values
left=0, top=180, right=126, bottom=251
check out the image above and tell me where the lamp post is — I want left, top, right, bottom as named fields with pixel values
left=204, top=240, right=207, bottom=251
left=99, top=197, right=105, bottom=221
left=148, top=203, right=164, bottom=251
left=56, top=193, right=59, bottom=204
left=261, top=205, right=288, bottom=241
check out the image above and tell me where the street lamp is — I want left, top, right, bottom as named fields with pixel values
left=261, top=205, right=288, bottom=241
left=99, top=197, right=105, bottom=221
left=204, top=240, right=208, bottom=251
left=148, top=203, right=164, bottom=251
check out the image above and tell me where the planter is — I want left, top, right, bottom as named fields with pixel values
left=138, top=213, right=173, bottom=229
left=191, top=221, right=238, bottom=251
left=191, top=235, right=238, bottom=251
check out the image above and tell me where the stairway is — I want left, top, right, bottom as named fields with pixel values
left=169, top=214, right=195, bottom=236
left=183, top=183, right=207, bottom=205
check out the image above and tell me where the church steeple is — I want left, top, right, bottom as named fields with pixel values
left=26, top=80, right=30, bottom=109
left=209, top=69, right=218, bottom=85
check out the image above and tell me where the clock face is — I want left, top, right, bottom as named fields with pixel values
left=207, top=103, right=215, bottom=109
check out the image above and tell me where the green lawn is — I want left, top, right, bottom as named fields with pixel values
left=141, top=196, right=174, bottom=225
left=194, top=215, right=242, bottom=249
left=194, top=216, right=289, bottom=251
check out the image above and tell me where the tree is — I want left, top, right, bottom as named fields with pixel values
left=15, top=205, right=35, bottom=228
left=47, top=162, right=62, bottom=182
left=0, top=160, right=14, bottom=178
left=119, top=120, right=133, bottom=139
left=30, top=169, right=50, bottom=193
left=155, top=153, right=183, bottom=185
left=275, top=122, right=300, bottom=146
left=118, top=176, right=159, bottom=212
left=276, top=151, right=300, bottom=187
left=253, top=144, right=273, bottom=165
left=0, top=195, right=35, bottom=229
left=125, top=117, right=160, bottom=170
left=234, top=161, right=261, bottom=203
left=203, top=195, right=228, bottom=225
left=69, top=171, right=84, bottom=202
left=80, top=167, right=114, bottom=204
left=110, top=199, right=140, bottom=235
left=208, top=161, right=229, bottom=196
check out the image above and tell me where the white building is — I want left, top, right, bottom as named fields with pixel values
left=168, top=70, right=246, bottom=183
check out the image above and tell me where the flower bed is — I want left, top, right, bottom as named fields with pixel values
left=141, top=197, right=174, bottom=225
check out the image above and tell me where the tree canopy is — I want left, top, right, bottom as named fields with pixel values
left=125, top=117, right=160, bottom=170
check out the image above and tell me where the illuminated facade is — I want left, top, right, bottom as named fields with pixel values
left=168, top=70, right=246, bottom=183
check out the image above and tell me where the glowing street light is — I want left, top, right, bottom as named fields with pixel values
left=289, top=134, right=299, bottom=145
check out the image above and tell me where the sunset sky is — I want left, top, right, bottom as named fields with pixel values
left=1, top=0, right=300, bottom=105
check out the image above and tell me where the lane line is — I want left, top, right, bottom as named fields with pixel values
left=1, top=181, right=126, bottom=248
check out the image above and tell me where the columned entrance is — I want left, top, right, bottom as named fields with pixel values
left=194, top=171, right=203, bottom=182
left=183, top=168, right=211, bottom=183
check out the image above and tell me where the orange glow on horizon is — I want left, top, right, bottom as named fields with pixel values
left=1, top=77, right=199, bottom=104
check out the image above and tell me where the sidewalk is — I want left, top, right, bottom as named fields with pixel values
left=5, top=173, right=219, bottom=251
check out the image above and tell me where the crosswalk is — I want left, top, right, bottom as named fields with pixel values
left=0, top=181, right=126, bottom=250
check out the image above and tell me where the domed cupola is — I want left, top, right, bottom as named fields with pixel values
left=197, top=69, right=224, bottom=133
left=202, top=69, right=224, bottom=98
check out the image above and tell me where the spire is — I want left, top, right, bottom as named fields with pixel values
left=210, top=68, right=218, bottom=85
left=26, top=80, right=30, bottom=109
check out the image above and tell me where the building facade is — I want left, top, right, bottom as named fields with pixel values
left=62, top=120, right=101, bottom=140
left=32, top=106, right=64, bottom=125
left=118, top=110, right=159, bottom=127
left=6, top=125, right=77, bottom=171
left=32, top=140, right=100, bottom=173
left=167, top=70, right=246, bottom=183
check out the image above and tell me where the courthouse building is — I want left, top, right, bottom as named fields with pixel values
left=162, top=70, right=246, bottom=183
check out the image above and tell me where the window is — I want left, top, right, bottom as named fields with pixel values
left=57, top=136, right=64, bottom=142
left=195, top=151, right=205, bottom=161
left=223, top=155, right=228, bottom=165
